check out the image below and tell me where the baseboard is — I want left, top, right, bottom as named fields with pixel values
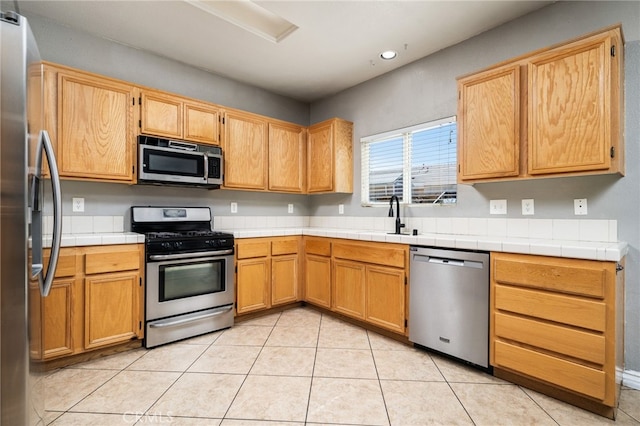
left=623, top=369, right=640, bottom=390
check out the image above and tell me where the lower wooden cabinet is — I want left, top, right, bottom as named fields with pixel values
left=333, top=259, right=366, bottom=320
left=303, top=237, right=332, bottom=308
left=490, top=252, right=624, bottom=417
left=31, top=244, right=144, bottom=361
left=235, top=237, right=300, bottom=315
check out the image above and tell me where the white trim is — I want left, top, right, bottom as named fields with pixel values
left=361, top=116, right=456, bottom=142
left=623, top=369, right=640, bottom=390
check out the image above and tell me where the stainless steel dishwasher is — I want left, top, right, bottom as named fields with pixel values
left=409, top=246, right=490, bottom=369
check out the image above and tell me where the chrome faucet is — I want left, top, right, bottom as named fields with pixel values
left=388, top=195, right=405, bottom=234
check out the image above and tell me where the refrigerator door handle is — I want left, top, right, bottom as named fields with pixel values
left=37, top=130, right=62, bottom=297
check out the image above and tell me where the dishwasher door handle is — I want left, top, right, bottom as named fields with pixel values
left=413, top=254, right=483, bottom=268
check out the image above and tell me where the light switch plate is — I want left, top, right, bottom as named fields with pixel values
left=521, top=199, right=534, bottom=215
left=574, top=198, right=587, bottom=215
left=338, top=204, right=344, bottom=215
left=72, top=197, right=85, bottom=212
left=490, top=199, right=507, bottom=215
left=230, top=202, right=238, bottom=214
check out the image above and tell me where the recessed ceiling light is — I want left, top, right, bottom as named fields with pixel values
left=380, top=50, right=398, bottom=60
left=185, top=0, right=298, bottom=43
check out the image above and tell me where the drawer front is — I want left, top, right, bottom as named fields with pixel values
left=85, top=250, right=140, bottom=274
left=272, top=238, right=299, bottom=256
left=237, top=241, right=270, bottom=259
left=495, top=284, right=606, bottom=332
left=494, top=340, right=606, bottom=401
left=494, top=312, right=605, bottom=365
left=305, top=238, right=331, bottom=256
left=333, top=242, right=405, bottom=268
left=493, top=254, right=606, bottom=298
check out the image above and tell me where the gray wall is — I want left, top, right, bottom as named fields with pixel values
left=21, top=2, right=640, bottom=372
left=311, top=1, right=640, bottom=372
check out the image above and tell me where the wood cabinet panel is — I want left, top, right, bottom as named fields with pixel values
left=140, top=91, right=182, bottom=139
left=333, top=241, right=405, bottom=268
left=304, top=254, right=331, bottom=309
left=184, top=102, right=220, bottom=145
left=305, top=238, right=331, bottom=256
left=42, top=279, right=75, bottom=359
left=85, top=249, right=140, bottom=275
left=494, top=284, right=606, bottom=332
left=458, top=65, right=520, bottom=180
left=272, top=255, right=298, bottom=306
left=237, top=241, right=270, bottom=259
left=57, top=71, right=135, bottom=182
left=307, top=118, right=353, bottom=193
left=494, top=312, right=605, bottom=365
left=236, top=258, right=270, bottom=314
left=84, top=271, right=139, bottom=349
left=493, top=255, right=606, bottom=298
left=271, top=238, right=299, bottom=256
left=366, top=265, right=405, bottom=334
left=333, top=259, right=366, bottom=320
left=495, top=340, right=606, bottom=400
left=223, top=110, right=268, bottom=190
left=269, top=122, right=305, bottom=192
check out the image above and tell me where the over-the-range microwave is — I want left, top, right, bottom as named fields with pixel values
left=138, top=135, right=223, bottom=189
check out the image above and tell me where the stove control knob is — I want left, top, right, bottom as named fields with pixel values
left=161, top=242, right=172, bottom=250
left=174, top=241, right=183, bottom=250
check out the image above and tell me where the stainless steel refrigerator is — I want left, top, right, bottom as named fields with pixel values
left=1, top=10, right=62, bottom=425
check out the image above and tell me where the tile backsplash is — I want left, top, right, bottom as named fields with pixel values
left=45, top=215, right=619, bottom=243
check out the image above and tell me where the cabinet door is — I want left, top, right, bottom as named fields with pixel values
left=223, top=110, right=268, bottom=190
left=236, top=258, right=270, bottom=314
left=269, top=122, right=305, bottom=192
left=42, top=279, right=76, bottom=359
left=528, top=34, right=614, bottom=174
left=140, top=91, right=183, bottom=139
left=57, top=71, right=135, bottom=181
left=333, top=259, right=365, bottom=320
left=366, top=265, right=405, bottom=334
left=84, top=272, right=140, bottom=350
left=307, top=121, right=334, bottom=192
left=184, top=101, right=221, bottom=145
left=458, top=65, right=520, bottom=181
left=272, top=254, right=299, bottom=306
left=304, top=254, right=331, bottom=309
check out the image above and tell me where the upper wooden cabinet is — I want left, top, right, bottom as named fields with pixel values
left=223, top=109, right=269, bottom=190
left=457, top=26, right=623, bottom=183
left=139, top=90, right=222, bottom=145
left=45, top=64, right=136, bottom=183
left=269, top=122, right=306, bottom=193
left=307, top=118, right=353, bottom=193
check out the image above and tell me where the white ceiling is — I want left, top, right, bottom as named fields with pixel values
left=19, top=0, right=552, bottom=102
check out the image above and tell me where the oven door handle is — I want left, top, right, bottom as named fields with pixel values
left=148, top=249, right=233, bottom=261
left=148, top=306, right=233, bottom=328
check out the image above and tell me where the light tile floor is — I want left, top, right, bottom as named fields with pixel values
left=45, top=307, right=640, bottom=425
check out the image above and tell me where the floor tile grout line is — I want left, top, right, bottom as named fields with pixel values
left=303, top=311, right=324, bottom=425
left=429, top=351, right=477, bottom=426
left=367, top=329, right=392, bottom=426
left=518, top=386, right=561, bottom=426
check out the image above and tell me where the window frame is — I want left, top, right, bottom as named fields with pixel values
left=361, top=116, right=457, bottom=207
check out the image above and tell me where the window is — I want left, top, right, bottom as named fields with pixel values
left=361, top=116, right=457, bottom=205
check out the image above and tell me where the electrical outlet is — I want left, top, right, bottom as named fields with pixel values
left=574, top=198, right=588, bottom=215
left=521, top=199, right=534, bottom=215
left=72, top=197, right=85, bottom=212
left=288, top=204, right=293, bottom=214
left=339, top=204, right=344, bottom=215
left=230, top=202, right=238, bottom=214
left=489, top=199, right=507, bottom=215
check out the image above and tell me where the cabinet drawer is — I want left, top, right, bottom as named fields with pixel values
left=305, top=238, right=331, bottom=256
left=495, top=284, right=606, bottom=332
left=333, top=242, right=405, bottom=268
left=494, top=312, right=605, bottom=365
left=271, top=238, right=298, bottom=256
left=85, top=250, right=140, bottom=274
left=54, top=253, right=77, bottom=278
left=237, top=241, right=270, bottom=259
left=493, top=254, right=606, bottom=298
left=494, top=340, right=606, bottom=400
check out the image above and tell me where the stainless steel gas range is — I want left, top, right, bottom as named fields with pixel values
left=131, top=206, right=234, bottom=348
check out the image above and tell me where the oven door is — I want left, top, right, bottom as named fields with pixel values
left=146, top=250, right=234, bottom=321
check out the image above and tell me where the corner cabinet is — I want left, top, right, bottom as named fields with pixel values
left=457, top=25, right=623, bottom=183
left=268, top=122, right=306, bottom=193
left=44, top=63, right=137, bottom=183
left=303, top=237, right=332, bottom=309
left=139, top=90, right=222, bottom=145
left=222, top=110, right=269, bottom=191
left=307, top=118, right=353, bottom=193
left=490, top=252, right=624, bottom=419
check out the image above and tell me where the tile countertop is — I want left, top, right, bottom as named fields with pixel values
left=230, top=228, right=628, bottom=262
left=42, top=228, right=628, bottom=262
